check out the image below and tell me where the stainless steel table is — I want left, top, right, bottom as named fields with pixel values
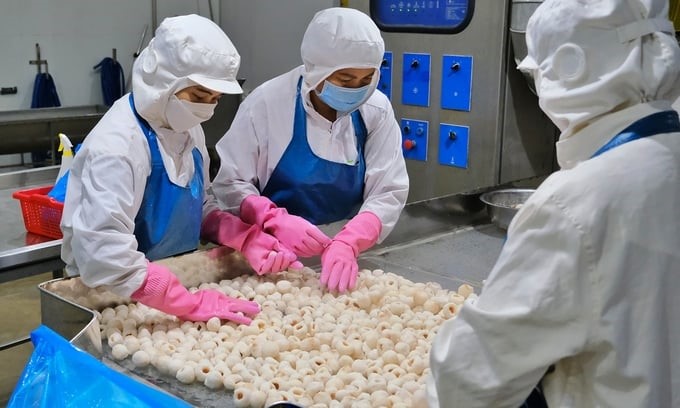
left=37, top=192, right=508, bottom=407
left=0, top=167, right=64, bottom=283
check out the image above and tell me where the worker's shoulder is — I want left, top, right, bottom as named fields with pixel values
left=537, top=142, right=680, bottom=227
left=538, top=159, right=626, bottom=210
left=575, top=135, right=680, bottom=196
left=363, top=88, right=392, bottom=112
left=358, top=89, right=395, bottom=127
left=84, top=106, right=146, bottom=158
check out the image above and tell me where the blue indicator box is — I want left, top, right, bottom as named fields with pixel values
left=400, top=118, right=428, bottom=161
left=378, top=52, right=393, bottom=100
left=438, top=123, right=469, bottom=168
left=402, top=53, right=431, bottom=107
left=441, top=55, right=473, bottom=111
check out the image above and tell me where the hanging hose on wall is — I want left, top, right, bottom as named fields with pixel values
left=93, top=49, right=125, bottom=107
left=29, top=43, right=61, bottom=109
left=30, top=72, right=61, bottom=109
left=29, top=43, right=61, bottom=167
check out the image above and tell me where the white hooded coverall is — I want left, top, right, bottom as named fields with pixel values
left=212, top=8, right=409, bottom=242
left=427, top=0, right=680, bottom=407
left=60, top=15, right=240, bottom=297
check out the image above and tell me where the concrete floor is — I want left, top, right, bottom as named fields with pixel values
left=0, top=271, right=52, bottom=405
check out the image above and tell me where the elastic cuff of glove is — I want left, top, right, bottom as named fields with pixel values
left=241, top=195, right=289, bottom=231
left=200, top=210, right=222, bottom=242
left=240, top=195, right=272, bottom=226
left=131, top=261, right=172, bottom=300
left=332, top=239, right=359, bottom=257
left=334, top=211, right=382, bottom=254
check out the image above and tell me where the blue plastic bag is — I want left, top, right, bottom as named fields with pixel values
left=8, top=325, right=190, bottom=408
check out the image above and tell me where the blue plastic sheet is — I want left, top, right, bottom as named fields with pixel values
left=8, top=325, right=191, bottom=408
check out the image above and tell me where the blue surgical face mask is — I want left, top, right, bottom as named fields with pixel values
left=315, top=81, right=371, bottom=114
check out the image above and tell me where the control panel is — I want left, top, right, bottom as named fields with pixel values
left=441, top=55, right=473, bottom=111
left=402, top=53, right=431, bottom=107
left=438, top=123, right=469, bottom=168
left=378, top=52, right=393, bottom=99
left=401, top=118, right=428, bottom=161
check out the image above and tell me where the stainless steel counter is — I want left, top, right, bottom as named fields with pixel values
left=0, top=167, right=64, bottom=283
left=0, top=105, right=106, bottom=156
left=36, top=192, right=507, bottom=407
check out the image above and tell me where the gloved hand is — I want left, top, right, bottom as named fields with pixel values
left=131, top=261, right=260, bottom=324
left=201, top=210, right=303, bottom=275
left=320, top=211, right=382, bottom=292
left=240, top=195, right=331, bottom=257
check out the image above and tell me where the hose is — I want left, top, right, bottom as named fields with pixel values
left=93, top=57, right=125, bottom=107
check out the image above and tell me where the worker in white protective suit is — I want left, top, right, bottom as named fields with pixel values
left=61, top=15, right=302, bottom=324
left=212, top=8, right=409, bottom=293
left=428, top=0, right=680, bottom=407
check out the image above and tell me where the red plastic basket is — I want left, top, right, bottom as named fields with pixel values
left=12, top=186, right=64, bottom=239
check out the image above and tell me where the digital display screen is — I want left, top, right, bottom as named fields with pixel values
left=370, top=0, right=474, bottom=34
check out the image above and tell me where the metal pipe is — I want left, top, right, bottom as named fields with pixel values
left=133, top=25, right=148, bottom=58
left=207, top=0, right=215, bottom=22
left=151, top=0, right=157, bottom=34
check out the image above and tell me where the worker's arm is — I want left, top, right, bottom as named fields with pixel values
left=320, top=211, right=381, bottom=292
left=67, top=144, right=267, bottom=320
left=212, top=94, right=264, bottom=212
left=358, top=95, right=409, bottom=242
left=427, top=190, right=597, bottom=408
left=66, top=149, right=150, bottom=297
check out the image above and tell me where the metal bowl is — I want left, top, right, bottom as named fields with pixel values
left=479, top=188, right=535, bottom=230
left=266, top=402, right=304, bottom=408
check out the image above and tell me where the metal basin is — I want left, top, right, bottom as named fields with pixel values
left=480, top=188, right=535, bottom=230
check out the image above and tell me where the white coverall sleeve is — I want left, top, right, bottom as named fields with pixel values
left=212, top=99, right=262, bottom=212
left=360, top=102, right=409, bottom=242
left=427, top=193, right=597, bottom=408
left=196, top=136, right=221, bottom=217
left=69, top=152, right=148, bottom=297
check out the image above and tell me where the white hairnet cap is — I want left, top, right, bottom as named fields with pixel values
left=132, top=14, right=242, bottom=126
left=301, top=8, right=385, bottom=91
left=518, top=0, right=680, bottom=138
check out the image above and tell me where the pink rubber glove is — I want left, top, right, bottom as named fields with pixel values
left=201, top=210, right=303, bottom=275
left=320, top=211, right=382, bottom=292
left=131, top=261, right=260, bottom=324
left=240, top=195, right=331, bottom=257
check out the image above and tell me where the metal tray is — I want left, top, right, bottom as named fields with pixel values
left=38, top=223, right=506, bottom=407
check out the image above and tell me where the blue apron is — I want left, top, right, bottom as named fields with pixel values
left=129, top=94, right=203, bottom=261
left=520, top=109, right=680, bottom=408
left=591, top=110, right=680, bottom=158
left=261, top=77, right=367, bottom=225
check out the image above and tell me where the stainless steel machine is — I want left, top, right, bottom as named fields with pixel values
left=348, top=0, right=556, bottom=202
